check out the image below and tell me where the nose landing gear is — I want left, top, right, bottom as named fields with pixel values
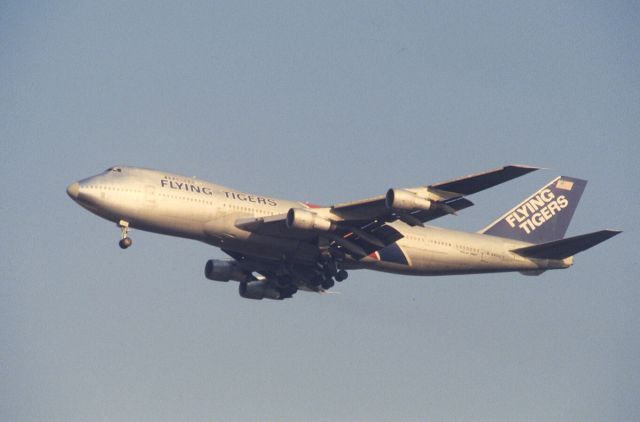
left=118, top=220, right=132, bottom=249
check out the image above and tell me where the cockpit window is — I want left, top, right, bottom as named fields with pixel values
left=105, top=167, right=123, bottom=173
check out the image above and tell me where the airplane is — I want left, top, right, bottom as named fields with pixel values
left=66, top=165, right=620, bottom=300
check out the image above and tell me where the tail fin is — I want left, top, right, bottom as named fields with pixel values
left=480, top=176, right=587, bottom=243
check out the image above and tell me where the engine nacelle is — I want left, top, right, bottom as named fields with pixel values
left=204, top=259, right=250, bottom=282
left=385, top=188, right=432, bottom=211
left=286, top=208, right=335, bottom=231
left=239, top=281, right=281, bottom=300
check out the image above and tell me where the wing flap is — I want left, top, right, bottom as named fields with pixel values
left=411, top=197, right=474, bottom=223
left=342, top=222, right=404, bottom=256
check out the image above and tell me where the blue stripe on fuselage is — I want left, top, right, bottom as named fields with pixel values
left=378, top=243, right=409, bottom=265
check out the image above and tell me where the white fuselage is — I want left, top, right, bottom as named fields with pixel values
left=69, top=167, right=571, bottom=276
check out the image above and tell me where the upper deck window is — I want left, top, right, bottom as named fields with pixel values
left=105, top=167, right=123, bottom=173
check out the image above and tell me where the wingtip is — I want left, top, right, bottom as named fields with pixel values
left=507, top=164, right=543, bottom=171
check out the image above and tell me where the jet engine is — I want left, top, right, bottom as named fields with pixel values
left=385, top=188, right=432, bottom=211
left=239, top=281, right=281, bottom=300
left=204, top=259, right=250, bottom=282
left=286, top=208, right=335, bottom=231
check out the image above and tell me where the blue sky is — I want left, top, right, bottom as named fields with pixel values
left=2, top=1, right=639, bottom=421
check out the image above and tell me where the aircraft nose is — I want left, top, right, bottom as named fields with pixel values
left=67, top=182, right=80, bottom=200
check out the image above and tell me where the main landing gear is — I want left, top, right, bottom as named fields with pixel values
left=118, top=220, right=132, bottom=249
left=313, top=254, right=349, bottom=290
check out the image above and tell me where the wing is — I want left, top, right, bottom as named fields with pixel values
left=234, top=164, right=538, bottom=260
left=221, top=165, right=539, bottom=300
left=331, top=164, right=539, bottom=225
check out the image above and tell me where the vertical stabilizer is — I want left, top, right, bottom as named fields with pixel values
left=480, top=176, right=587, bottom=243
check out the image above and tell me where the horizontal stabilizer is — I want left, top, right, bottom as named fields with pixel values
left=512, top=230, right=621, bottom=259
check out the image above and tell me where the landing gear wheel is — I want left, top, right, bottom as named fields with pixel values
left=321, top=278, right=335, bottom=290
left=119, top=237, right=132, bottom=249
left=335, top=270, right=348, bottom=282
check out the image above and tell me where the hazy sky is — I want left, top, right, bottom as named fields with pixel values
left=2, top=1, right=639, bottom=421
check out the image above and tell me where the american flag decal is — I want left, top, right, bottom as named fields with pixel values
left=556, top=179, right=574, bottom=191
